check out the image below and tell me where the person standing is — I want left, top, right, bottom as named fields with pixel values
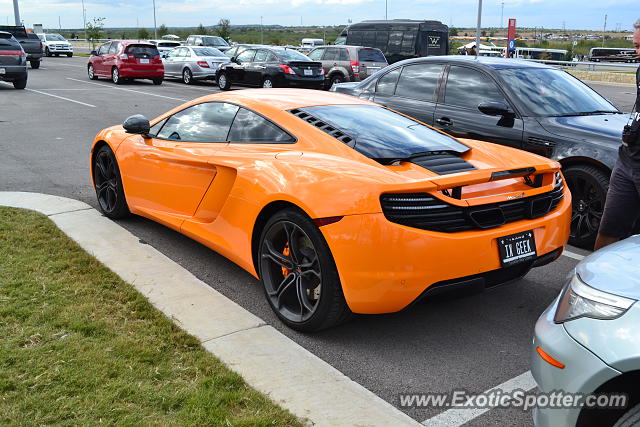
left=594, top=18, right=640, bottom=250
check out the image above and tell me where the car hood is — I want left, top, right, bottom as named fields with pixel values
left=537, top=114, right=628, bottom=146
left=331, top=82, right=360, bottom=95
left=577, top=235, right=640, bottom=300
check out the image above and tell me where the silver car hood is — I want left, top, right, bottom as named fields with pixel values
left=577, top=235, right=640, bottom=300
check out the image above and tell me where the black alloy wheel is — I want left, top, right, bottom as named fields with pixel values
left=259, top=209, right=351, bottom=332
left=564, top=165, right=609, bottom=249
left=93, top=145, right=130, bottom=219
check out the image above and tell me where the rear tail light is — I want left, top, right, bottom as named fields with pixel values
left=197, top=61, right=210, bottom=68
left=279, top=64, right=296, bottom=75
left=40, top=42, right=43, bottom=50
left=320, top=68, right=325, bottom=75
left=350, top=60, right=360, bottom=78
left=0, top=50, right=24, bottom=56
left=120, top=53, right=129, bottom=60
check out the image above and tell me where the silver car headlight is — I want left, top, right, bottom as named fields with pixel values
left=554, top=273, right=636, bottom=323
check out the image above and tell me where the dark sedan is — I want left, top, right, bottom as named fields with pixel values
left=332, top=55, right=629, bottom=248
left=216, top=47, right=324, bottom=90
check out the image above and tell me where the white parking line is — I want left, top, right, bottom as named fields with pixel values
left=163, top=81, right=218, bottom=92
left=53, top=63, right=86, bottom=68
left=66, top=77, right=188, bottom=102
left=25, top=88, right=96, bottom=107
left=422, top=371, right=536, bottom=426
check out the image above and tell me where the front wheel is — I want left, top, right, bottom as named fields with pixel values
left=217, top=72, right=231, bottom=90
left=182, top=68, right=193, bottom=84
left=45, top=48, right=51, bottom=57
left=93, top=145, right=130, bottom=219
left=13, top=77, right=27, bottom=89
left=259, top=209, right=351, bottom=332
left=88, top=64, right=98, bottom=80
left=329, top=74, right=344, bottom=88
left=565, top=165, right=609, bottom=249
left=67, top=53, right=73, bottom=57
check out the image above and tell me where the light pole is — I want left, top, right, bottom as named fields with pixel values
left=602, top=14, right=607, bottom=47
left=81, top=0, right=88, bottom=41
left=260, top=16, right=263, bottom=44
left=500, top=1, right=504, bottom=30
left=12, top=0, right=20, bottom=26
left=475, top=0, right=483, bottom=57
left=152, top=0, right=157, bottom=39
left=385, top=0, right=388, bottom=20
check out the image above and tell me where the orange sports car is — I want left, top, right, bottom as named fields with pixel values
left=90, top=89, right=571, bottom=331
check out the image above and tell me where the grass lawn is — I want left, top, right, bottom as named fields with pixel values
left=0, top=207, right=300, bottom=426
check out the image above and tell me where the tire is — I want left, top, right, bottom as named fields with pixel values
left=262, top=77, right=274, bottom=88
left=54, top=53, right=59, bottom=57
left=217, top=72, right=231, bottom=90
left=182, top=68, right=193, bottom=85
left=152, top=78, right=163, bottom=85
left=93, top=145, right=130, bottom=219
left=45, top=47, right=51, bottom=57
left=12, top=77, right=27, bottom=89
left=67, top=53, right=73, bottom=57
left=30, top=61, right=40, bottom=69
left=258, top=209, right=351, bottom=332
left=614, top=403, right=640, bottom=427
left=564, top=165, right=610, bottom=249
left=112, top=67, right=123, bottom=85
left=88, top=64, right=98, bottom=80
left=329, top=74, right=344, bottom=88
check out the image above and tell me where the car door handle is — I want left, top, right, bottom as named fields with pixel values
left=256, top=65, right=266, bottom=69
left=436, top=117, right=453, bottom=126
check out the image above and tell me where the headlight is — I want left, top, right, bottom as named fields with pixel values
left=554, top=273, right=635, bottom=323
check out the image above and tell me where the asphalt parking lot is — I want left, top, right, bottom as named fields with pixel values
left=1, top=55, right=634, bottom=426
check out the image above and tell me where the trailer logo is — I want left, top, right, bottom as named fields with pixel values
left=428, top=36, right=441, bottom=47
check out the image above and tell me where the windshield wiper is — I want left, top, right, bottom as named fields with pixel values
left=549, top=110, right=621, bottom=117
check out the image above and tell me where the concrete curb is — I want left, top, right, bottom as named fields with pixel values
left=0, top=191, right=419, bottom=427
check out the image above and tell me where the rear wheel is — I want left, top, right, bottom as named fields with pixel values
left=67, top=53, right=73, bottom=57
left=329, top=74, right=344, bottom=88
left=112, top=67, right=122, bottom=85
left=262, top=77, right=274, bottom=88
left=88, top=64, right=98, bottom=80
left=30, top=61, right=40, bottom=69
left=93, top=145, right=130, bottom=219
left=259, top=209, right=351, bottom=332
left=565, top=165, right=609, bottom=249
left=182, top=68, right=193, bottom=84
left=217, top=72, right=231, bottom=90
left=12, top=77, right=27, bottom=89
left=152, top=78, right=163, bottom=85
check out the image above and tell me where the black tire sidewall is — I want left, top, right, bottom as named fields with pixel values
left=218, top=72, right=230, bottom=90
left=183, top=68, right=192, bottom=84
left=93, top=145, right=130, bottom=219
left=565, top=165, right=610, bottom=248
left=263, top=77, right=274, bottom=88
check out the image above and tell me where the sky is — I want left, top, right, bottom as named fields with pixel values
left=2, top=0, right=638, bottom=32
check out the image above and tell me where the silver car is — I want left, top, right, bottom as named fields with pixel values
left=532, top=236, right=640, bottom=427
left=163, top=46, right=230, bottom=84
left=147, top=39, right=181, bottom=57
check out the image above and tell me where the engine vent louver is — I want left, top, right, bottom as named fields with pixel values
left=290, top=108, right=354, bottom=146
left=409, top=153, right=476, bottom=175
left=527, top=137, right=556, bottom=148
left=380, top=173, right=564, bottom=233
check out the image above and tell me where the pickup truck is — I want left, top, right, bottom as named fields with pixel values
left=0, top=25, right=43, bottom=68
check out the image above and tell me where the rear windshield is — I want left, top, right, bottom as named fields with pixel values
left=0, top=32, right=14, bottom=40
left=299, top=105, right=469, bottom=160
left=125, top=45, right=159, bottom=58
left=27, top=33, right=40, bottom=40
left=277, top=49, right=311, bottom=62
left=192, top=47, right=225, bottom=57
left=358, top=48, right=386, bottom=62
left=202, top=36, right=229, bottom=47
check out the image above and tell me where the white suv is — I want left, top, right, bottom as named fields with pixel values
left=38, top=33, right=73, bottom=57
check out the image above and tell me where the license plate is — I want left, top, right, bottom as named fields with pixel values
left=497, top=230, right=537, bottom=267
left=0, top=68, right=5, bottom=75
left=303, top=69, right=312, bottom=76
left=140, top=58, right=150, bottom=64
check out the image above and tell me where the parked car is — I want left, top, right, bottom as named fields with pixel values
left=0, top=25, right=43, bottom=68
left=532, top=236, right=640, bottom=427
left=223, top=43, right=268, bottom=59
left=90, top=89, right=570, bottom=331
left=0, top=31, right=27, bottom=89
left=38, top=33, right=73, bottom=57
left=88, top=41, right=164, bottom=85
left=216, top=47, right=324, bottom=90
left=147, top=39, right=181, bottom=57
left=163, top=46, right=229, bottom=84
left=307, top=45, right=387, bottom=89
left=185, top=35, right=231, bottom=52
left=332, top=55, right=627, bottom=249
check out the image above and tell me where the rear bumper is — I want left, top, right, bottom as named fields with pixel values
left=26, top=53, right=43, bottom=61
left=321, top=186, right=572, bottom=314
left=282, top=74, right=324, bottom=88
left=119, top=67, right=164, bottom=78
left=192, top=69, right=218, bottom=80
left=0, top=66, right=27, bottom=81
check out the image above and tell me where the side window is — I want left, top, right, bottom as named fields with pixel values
left=236, top=49, right=256, bottom=63
left=156, top=102, right=240, bottom=142
left=395, top=64, right=443, bottom=102
left=228, top=108, right=294, bottom=143
left=339, top=49, right=350, bottom=61
left=362, top=31, right=376, bottom=48
left=375, top=31, right=389, bottom=51
left=149, top=117, right=168, bottom=136
left=97, top=43, right=110, bottom=55
left=181, top=48, right=191, bottom=57
left=375, top=68, right=401, bottom=95
left=108, top=43, right=119, bottom=54
left=167, top=48, right=179, bottom=58
left=254, top=50, right=269, bottom=62
left=186, top=36, right=193, bottom=44
left=323, top=48, right=339, bottom=61
left=307, top=48, right=324, bottom=61
left=444, top=66, right=506, bottom=108
left=266, top=52, right=279, bottom=62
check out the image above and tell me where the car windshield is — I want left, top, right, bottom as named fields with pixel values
left=277, top=49, right=311, bottom=62
left=193, top=47, right=224, bottom=57
left=499, top=68, right=619, bottom=117
left=203, top=36, right=229, bottom=47
left=46, top=34, right=66, bottom=41
left=301, top=105, right=470, bottom=160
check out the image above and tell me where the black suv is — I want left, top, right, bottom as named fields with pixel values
left=0, top=31, right=27, bottom=89
left=216, top=47, right=323, bottom=90
left=333, top=55, right=629, bottom=248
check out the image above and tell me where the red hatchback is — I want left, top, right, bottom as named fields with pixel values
left=88, top=40, right=164, bottom=85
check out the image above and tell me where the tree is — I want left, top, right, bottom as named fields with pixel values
left=216, top=19, right=231, bottom=41
left=196, top=23, right=208, bottom=35
left=86, top=17, right=105, bottom=48
left=137, top=28, right=150, bottom=40
left=158, top=24, right=169, bottom=37
left=449, top=27, right=458, bottom=36
left=481, top=30, right=486, bottom=37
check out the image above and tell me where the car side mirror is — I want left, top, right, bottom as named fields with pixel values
left=90, top=50, right=97, bottom=56
left=478, top=101, right=513, bottom=117
left=231, top=56, right=239, bottom=64
left=123, top=114, right=151, bottom=137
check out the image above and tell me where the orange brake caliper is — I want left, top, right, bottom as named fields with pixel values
left=282, top=243, right=291, bottom=277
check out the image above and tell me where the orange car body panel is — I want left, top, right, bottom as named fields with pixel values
left=91, top=88, right=571, bottom=314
